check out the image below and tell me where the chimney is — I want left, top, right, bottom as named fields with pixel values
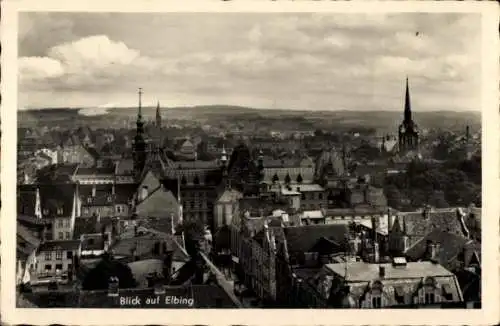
left=379, top=265, right=385, bottom=278
left=373, top=242, right=380, bottom=263
left=423, top=205, right=431, bottom=219
left=387, top=207, right=392, bottom=234
left=107, top=276, right=119, bottom=297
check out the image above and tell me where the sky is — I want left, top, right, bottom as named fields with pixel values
left=18, top=12, right=482, bottom=112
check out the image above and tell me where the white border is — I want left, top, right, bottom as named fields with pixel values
left=2, top=1, right=499, bottom=325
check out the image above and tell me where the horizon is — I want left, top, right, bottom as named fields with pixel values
left=19, top=12, right=481, bottom=111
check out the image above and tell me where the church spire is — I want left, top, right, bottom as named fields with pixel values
left=404, top=76, right=412, bottom=123
left=156, top=101, right=161, bottom=128
left=133, top=87, right=146, bottom=177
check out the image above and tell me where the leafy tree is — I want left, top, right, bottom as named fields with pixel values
left=82, top=253, right=136, bottom=290
left=296, top=173, right=303, bottom=184
left=176, top=220, right=205, bottom=257
left=272, top=173, right=279, bottom=183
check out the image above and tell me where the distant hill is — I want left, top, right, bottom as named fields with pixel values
left=18, top=105, right=481, bottom=132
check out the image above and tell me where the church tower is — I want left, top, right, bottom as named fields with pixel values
left=133, top=88, right=147, bottom=177
left=156, top=101, right=162, bottom=129
left=398, top=77, right=419, bottom=152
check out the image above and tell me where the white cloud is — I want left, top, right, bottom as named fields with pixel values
left=18, top=13, right=482, bottom=111
left=19, top=57, right=64, bottom=81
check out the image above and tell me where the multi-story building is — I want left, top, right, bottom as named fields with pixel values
left=301, top=260, right=464, bottom=308
left=33, top=240, right=80, bottom=284
left=58, top=144, right=99, bottom=167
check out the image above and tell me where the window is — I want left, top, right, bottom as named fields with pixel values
left=57, top=219, right=64, bottom=228
left=56, top=251, right=63, bottom=260
left=87, top=197, right=92, bottom=204
left=65, top=232, right=70, bottom=239
left=371, top=296, right=382, bottom=308
left=301, top=193, right=306, bottom=200
left=68, top=264, right=72, bottom=271
left=58, top=232, right=64, bottom=240
left=44, top=252, right=52, bottom=260
left=57, top=207, right=64, bottom=215
left=55, top=264, right=63, bottom=271
left=425, top=292, right=435, bottom=304
left=43, top=209, right=49, bottom=215
left=318, top=193, right=323, bottom=200
left=45, top=264, right=52, bottom=271
left=66, top=251, right=73, bottom=259
left=83, top=208, right=89, bottom=215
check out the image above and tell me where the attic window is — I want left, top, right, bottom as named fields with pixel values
left=57, top=207, right=64, bottom=215
left=441, top=284, right=453, bottom=301
left=87, top=197, right=92, bottom=204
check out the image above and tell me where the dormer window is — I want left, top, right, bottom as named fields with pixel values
left=43, top=209, right=49, bottom=215
left=87, top=197, right=92, bottom=204
left=107, top=196, right=112, bottom=203
left=57, top=207, right=64, bottom=215
left=424, top=291, right=435, bottom=304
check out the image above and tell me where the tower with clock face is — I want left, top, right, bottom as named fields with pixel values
left=398, top=77, right=419, bottom=153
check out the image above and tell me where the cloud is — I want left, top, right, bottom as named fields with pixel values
left=20, top=35, right=161, bottom=92
left=18, top=13, right=482, bottom=111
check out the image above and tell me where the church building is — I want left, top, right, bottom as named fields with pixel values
left=398, top=77, right=419, bottom=153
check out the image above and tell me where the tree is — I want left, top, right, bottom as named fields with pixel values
left=176, top=220, right=205, bottom=257
left=82, top=253, right=136, bottom=290
left=296, top=173, right=303, bottom=184
left=284, top=173, right=291, bottom=185
left=272, top=173, right=279, bottom=183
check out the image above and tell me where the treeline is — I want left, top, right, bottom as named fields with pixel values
left=384, top=155, right=481, bottom=210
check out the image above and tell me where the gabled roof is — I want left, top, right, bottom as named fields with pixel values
left=135, top=188, right=178, bottom=219
left=283, top=224, right=349, bottom=254
left=39, top=184, right=76, bottom=218
left=398, top=208, right=463, bottom=239
left=37, top=240, right=81, bottom=253
left=115, top=158, right=135, bottom=175
left=405, top=230, right=470, bottom=269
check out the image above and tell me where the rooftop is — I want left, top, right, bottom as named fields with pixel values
left=37, top=240, right=81, bottom=253
left=326, top=261, right=454, bottom=281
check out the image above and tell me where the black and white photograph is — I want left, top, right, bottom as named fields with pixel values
left=1, top=1, right=498, bottom=325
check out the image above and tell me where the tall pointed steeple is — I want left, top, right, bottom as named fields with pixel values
left=404, top=76, right=412, bottom=123
left=133, top=88, right=147, bottom=176
left=156, top=101, right=162, bottom=128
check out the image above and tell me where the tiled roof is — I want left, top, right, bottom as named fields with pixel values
left=110, top=232, right=176, bottom=258
left=405, top=230, right=470, bottom=270
left=39, top=184, right=76, bottom=218
left=115, top=158, right=135, bottom=175
left=37, top=240, right=81, bottom=253
left=326, top=261, right=454, bottom=281
left=36, top=163, right=79, bottom=180
left=283, top=224, right=349, bottom=254
left=76, top=166, right=115, bottom=175
left=399, top=208, right=464, bottom=241
left=135, top=188, right=178, bottom=219
left=172, top=160, right=220, bottom=170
